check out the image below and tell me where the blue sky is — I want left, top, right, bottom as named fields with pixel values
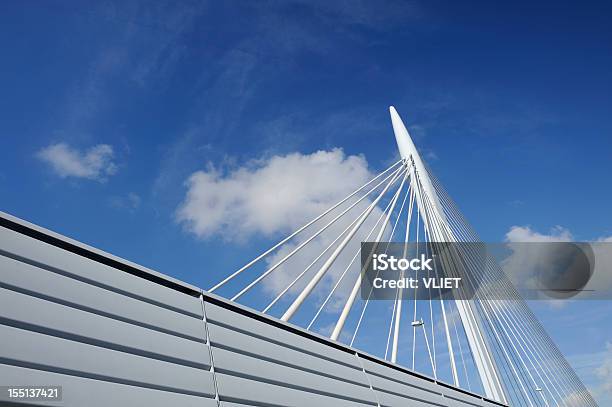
left=1, top=0, right=611, bottom=403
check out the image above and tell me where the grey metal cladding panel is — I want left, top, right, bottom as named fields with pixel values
left=360, top=358, right=487, bottom=407
left=0, top=364, right=217, bottom=407
left=373, top=390, right=446, bottom=407
left=0, top=254, right=204, bottom=341
left=205, top=302, right=359, bottom=369
left=442, top=396, right=485, bottom=407
left=0, top=286, right=210, bottom=369
left=211, top=346, right=377, bottom=405
left=215, top=372, right=375, bottom=407
left=0, top=227, right=202, bottom=317
left=360, top=357, right=442, bottom=395
left=0, top=325, right=215, bottom=397
left=439, top=387, right=488, bottom=407
left=366, top=373, right=447, bottom=407
left=208, top=322, right=368, bottom=386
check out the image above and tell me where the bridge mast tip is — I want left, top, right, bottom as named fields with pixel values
left=388, top=106, right=414, bottom=162
left=389, top=105, right=399, bottom=117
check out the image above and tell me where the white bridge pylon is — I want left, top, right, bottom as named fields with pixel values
left=389, top=106, right=506, bottom=404
left=209, top=107, right=598, bottom=407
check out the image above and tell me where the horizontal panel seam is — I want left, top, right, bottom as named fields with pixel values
left=208, top=319, right=358, bottom=370
left=0, top=281, right=205, bottom=343
left=365, top=368, right=442, bottom=396
left=214, top=368, right=377, bottom=406
left=442, top=393, right=487, bottom=407
left=0, top=318, right=210, bottom=370
left=203, top=295, right=353, bottom=354
left=0, top=249, right=202, bottom=319
left=0, top=358, right=216, bottom=398
left=370, top=384, right=447, bottom=407
left=0, top=217, right=200, bottom=297
left=217, top=395, right=293, bottom=407
left=210, top=342, right=368, bottom=388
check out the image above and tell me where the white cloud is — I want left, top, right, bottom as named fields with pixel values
left=502, top=225, right=612, bottom=303
left=176, top=148, right=372, bottom=240
left=109, top=192, right=141, bottom=212
left=37, top=143, right=117, bottom=181
left=505, top=225, right=573, bottom=242
left=502, top=226, right=574, bottom=304
left=176, top=148, right=396, bottom=305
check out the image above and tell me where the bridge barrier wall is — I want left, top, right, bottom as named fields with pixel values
left=0, top=211, right=506, bottom=407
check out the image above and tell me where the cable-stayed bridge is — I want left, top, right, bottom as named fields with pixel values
left=207, top=107, right=597, bottom=407
left=0, top=107, right=596, bottom=406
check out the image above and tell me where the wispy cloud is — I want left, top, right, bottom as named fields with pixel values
left=37, top=143, right=117, bottom=182
left=152, top=0, right=423, bottom=201
left=109, top=192, right=141, bottom=212
left=52, top=2, right=206, bottom=142
left=596, top=342, right=612, bottom=395
left=567, top=343, right=612, bottom=405
left=507, top=199, right=525, bottom=207
left=277, top=0, right=423, bottom=33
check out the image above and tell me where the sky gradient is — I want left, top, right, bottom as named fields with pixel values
left=1, top=1, right=611, bottom=403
